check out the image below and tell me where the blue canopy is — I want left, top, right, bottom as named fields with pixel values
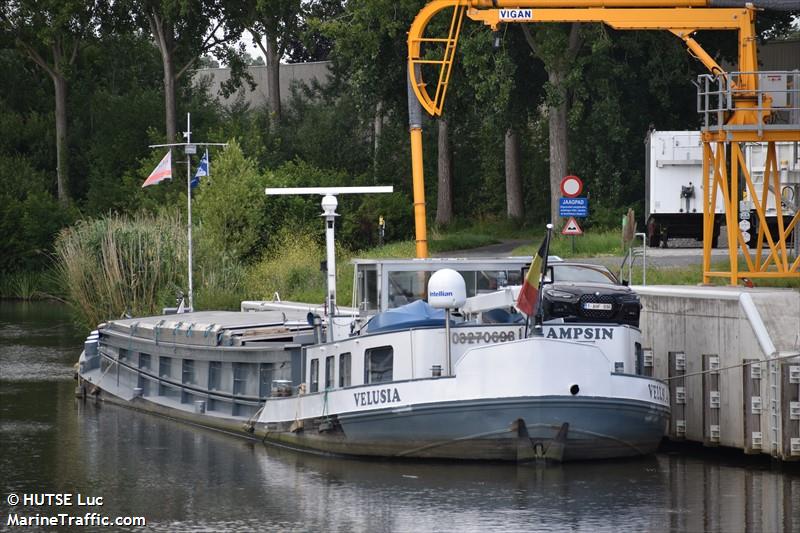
left=366, top=300, right=446, bottom=334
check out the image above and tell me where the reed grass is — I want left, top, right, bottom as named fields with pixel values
left=245, top=230, right=329, bottom=303
left=0, top=270, right=64, bottom=300
left=55, top=212, right=187, bottom=328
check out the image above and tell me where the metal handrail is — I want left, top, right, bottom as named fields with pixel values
left=696, top=70, right=800, bottom=131
left=619, top=233, right=647, bottom=286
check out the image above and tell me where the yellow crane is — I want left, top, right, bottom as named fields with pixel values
left=405, top=0, right=799, bottom=284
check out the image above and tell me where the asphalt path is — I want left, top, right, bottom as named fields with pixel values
left=441, top=238, right=730, bottom=269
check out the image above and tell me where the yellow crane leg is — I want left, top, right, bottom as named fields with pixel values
left=410, top=126, right=429, bottom=258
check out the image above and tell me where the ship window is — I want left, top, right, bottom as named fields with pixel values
left=310, top=358, right=319, bottom=393
left=118, top=348, right=129, bottom=361
left=259, top=363, right=273, bottom=398
left=159, top=356, right=171, bottom=378
left=388, top=272, right=429, bottom=308
left=357, top=268, right=379, bottom=312
left=456, top=271, right=477, bottom=298
left=158, top=356, right=172, bottom=396
left=635, top=342, right=643, bottom=375
left=339, top=353, right=351, bottom=387
left=477, top=271, right=504, bottom=293
left=364, top=346, right=393, bottom=384
left=208, top=361, right=222, bottom=391
left=137, top=354, right=151, bottom=395
left=325, top=356, right=335, bottom=389
left=234, top=363, right=255, bottom=396
left=182, top=359, right=195, bottom=384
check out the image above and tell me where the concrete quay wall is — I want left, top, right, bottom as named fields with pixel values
left=636, top=285, right=800, bottom=460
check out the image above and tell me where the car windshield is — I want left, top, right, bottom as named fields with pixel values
left=550, top=264, right=617, bottom=284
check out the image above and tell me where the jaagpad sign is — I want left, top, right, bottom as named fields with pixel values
left=559, top=197, right=588, bottom=218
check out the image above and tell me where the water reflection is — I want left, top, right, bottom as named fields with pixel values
left=1, top=302, right=799, bottom=532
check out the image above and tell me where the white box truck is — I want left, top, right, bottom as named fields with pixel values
left=645, top=130, right=799, bottom=248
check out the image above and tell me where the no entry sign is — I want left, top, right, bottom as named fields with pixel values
left=560, top=175, right=583, bottom=198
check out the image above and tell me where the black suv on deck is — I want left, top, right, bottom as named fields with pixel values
left=540, top=263, right=641, bottom=327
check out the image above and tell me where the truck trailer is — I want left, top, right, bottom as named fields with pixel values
left=645, top=130, right=799, bottom=248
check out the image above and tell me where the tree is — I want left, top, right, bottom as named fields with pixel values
left=521, top=23, right=583, bottom=228
left=1, top=0, right=105, bottom=206
left=436, top=117, right=453, bottom=225
left=134, top=0, right=241, bottom=141
left=229, top=0, right=302, bottom=129
left=460, top=25, right=545, bottom=222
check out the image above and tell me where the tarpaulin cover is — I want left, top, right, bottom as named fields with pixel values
left=366, top=300, right=446, bottom=334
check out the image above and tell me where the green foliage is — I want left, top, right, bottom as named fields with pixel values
left=0, top=155, right=78, bottom=271
left=193, top=141, right=269, bottom=263
left=4, top=1, right=800, bottom=316
left=0, top=270, right=63, bottom=300
left=245, top=229, right=328, bottom=304
left=54, top=212, right=188, bottom=328
left=512, top=230, right=624, bottom=258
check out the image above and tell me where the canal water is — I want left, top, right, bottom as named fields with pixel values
left=1, top=301, right=798, bottom=532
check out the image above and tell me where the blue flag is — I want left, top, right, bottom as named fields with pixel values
left=191, top=150, right=209, bottom=189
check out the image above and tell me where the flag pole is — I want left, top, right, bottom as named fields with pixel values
left=147, top=114, right=227, bottom=313
left=185, top=113, right=194, bottom=312
left=532, top=223, right=554, bottom=337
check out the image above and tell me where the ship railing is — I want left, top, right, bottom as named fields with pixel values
left=695, top=71, right=800, bottom=135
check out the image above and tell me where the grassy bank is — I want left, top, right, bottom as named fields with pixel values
left=511, top=230, right=624, bottom=258
left=0, top=270, right=64, bottom=301
left=53, top=213, right=501, bottom=327
left=511, top=230, right=799, bottom=288
left=53, top=212, right=798, bottom=329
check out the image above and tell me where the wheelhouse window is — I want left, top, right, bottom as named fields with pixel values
left=387, top=272, right=429, bottom=308
left=364, top=346, right=393, bottom=384
left=325, top=356, right=335, bottom=390
left=356, top=267, right=379, bottom=312
left=309, top=358, right=319, bottom=393
left=339, top=353, right=351, bottom=388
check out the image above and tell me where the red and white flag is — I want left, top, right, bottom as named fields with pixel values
left=141, top=151, right=172, bottom=188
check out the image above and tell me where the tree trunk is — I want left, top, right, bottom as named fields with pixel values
left=373, top=101, right=383, bottom=177
left=149, top=12, right=178, bottom=141
left=265, top=32, right=281, bottom=129
left=52, top=72, right=69, bottom=205
left=162, top=49, right=177, bottom=142
left=505, top=127, right=523, bottom=220
left=548, top=68, right=569, bottom=228
left=436, top=117, right=453, bottom=226
left=520, top=23, right=581, bottom=230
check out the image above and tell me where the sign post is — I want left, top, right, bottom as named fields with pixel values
left=559, top=176, right=587, bottom=254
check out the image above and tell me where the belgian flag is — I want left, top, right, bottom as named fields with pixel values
left=516, top=238, right=547, bottom=317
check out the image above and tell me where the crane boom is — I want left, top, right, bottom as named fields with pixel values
left=405, top=0, right=795, bottom=259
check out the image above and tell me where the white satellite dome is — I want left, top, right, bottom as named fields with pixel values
left=427, top=269, right=467, bottom=309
